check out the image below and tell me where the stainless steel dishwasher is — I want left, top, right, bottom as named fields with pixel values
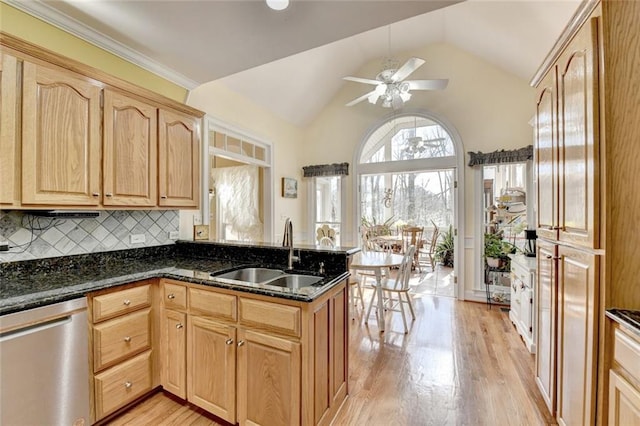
left=0, top=297, right=90, bottom=426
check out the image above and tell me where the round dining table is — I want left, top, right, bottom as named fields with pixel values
left=350, top=250, right=405, bottom=332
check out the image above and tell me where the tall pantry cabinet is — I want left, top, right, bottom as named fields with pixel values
left=533, top=1, right=640, bottom=424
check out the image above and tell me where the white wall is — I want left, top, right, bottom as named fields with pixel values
left=187, top=82, right=307, bottom=243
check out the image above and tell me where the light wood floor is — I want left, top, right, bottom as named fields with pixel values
left=106, top=294, right=555, bottom=426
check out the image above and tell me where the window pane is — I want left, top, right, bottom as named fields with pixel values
left=315, top=176, right=340, bottom=222
left=360, top=115, right=455, bottom=163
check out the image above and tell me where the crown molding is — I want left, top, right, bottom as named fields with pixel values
left=3, top=0, right=200, bottom=90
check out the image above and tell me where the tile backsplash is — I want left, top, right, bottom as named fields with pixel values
left=0, top=210, right=179, bottom=263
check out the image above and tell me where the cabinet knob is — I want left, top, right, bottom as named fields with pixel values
left=123, top=299, right=131, bottom=306
left=124, top=381, right=132, bottom=389
left=237, top=340, right=245, bottom=347
left=176, top=323, right=184, bottom=329
left=92, top=192, right=100, bottom=197
left=167, top=294, right=175, bottom=299
left=160, top=195, right=168, bottom=199
left=123, top=336, right=131, bottom=343
left=225, top=338, right=234, bottom=345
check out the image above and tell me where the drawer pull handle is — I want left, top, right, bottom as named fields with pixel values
left=124, top=336, right=131, bottom=343
left=92, top=192, right=100, bottom=197
left=226, top=338, right=234, bottom=345
left=237, top=340, right=245, bottom=347
left=123, top=299, right=131, bottom=306
left=160, top=195, right=168, bottom=199
left=176, top=323, right=184, bottom=329
left=124, top=381, right=132, bottom=389
left=546, top=255, right=552, bottom=259
left=167, top=294, right=176, bottom=299
left=105, top=193, right=113, bottom=197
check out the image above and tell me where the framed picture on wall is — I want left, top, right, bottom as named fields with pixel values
left=282, top=177, right=298, bottom=198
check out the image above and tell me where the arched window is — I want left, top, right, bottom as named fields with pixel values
left=358, top=114, right=457, bottom=231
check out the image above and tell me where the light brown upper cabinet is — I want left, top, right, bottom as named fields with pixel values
left=103, top=89, right=158, bottom=207
left=22, top=61, right=102, bottom=206
left=535, top=18, right=599, bottom=249
left=158, top=109, right=200, bottom=208
left=0, top=53, right=19, bottom=206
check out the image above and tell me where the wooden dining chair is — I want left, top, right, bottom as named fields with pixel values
left=419, top=223, right=440, bottom=270
left=365, top=245, right=416, bottom=333
left=401, top=226, right=423, bottom=272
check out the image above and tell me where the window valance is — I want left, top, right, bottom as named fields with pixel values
left=302, top=162, right=349, bottom=177
left=467, top=145, right=533, bottom=166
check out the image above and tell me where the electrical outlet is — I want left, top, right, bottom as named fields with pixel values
left=130, top=234, right=146, bottom=244
left=168, top=231, right=179, bottom=240
left=193, top=214, right=202, bottom=226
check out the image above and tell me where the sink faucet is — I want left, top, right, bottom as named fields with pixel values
left=282, top=217, right=299, bottom=270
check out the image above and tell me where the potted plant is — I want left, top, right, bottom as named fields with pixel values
left=484, top=232, right=515, bottom=268
left=435, top=225, right=454, bottom=267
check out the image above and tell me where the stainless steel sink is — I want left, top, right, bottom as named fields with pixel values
left=214, top=267, right=285, bottom=283
left=212, top=267, right=323, bottom=289
left=264, top=274, right=323, bottom=289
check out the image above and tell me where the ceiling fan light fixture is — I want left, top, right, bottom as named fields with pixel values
left=266, top=0, right=289, bottom=11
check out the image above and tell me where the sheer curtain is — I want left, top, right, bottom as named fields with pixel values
left=211, top=165, right=263, bottom=241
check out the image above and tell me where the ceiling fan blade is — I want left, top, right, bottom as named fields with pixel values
left=407, top=79, right=449, bottom=90
left=343, top=76, right=381, bottom=85
left=346, top=89, right=378, bottom=107
left=390, top=57, right=425, bottom=82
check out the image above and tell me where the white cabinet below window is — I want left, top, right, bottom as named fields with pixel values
left=509, top=254, right=536, bottom=353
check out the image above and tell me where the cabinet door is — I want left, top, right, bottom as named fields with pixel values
left=103, top=89, right=157, bottom=206
left=187, top=316, right=236, bottom=423
left=556, top=245, right=598, bottom=426
left=22, top=62, right=101, bottom=205
left=331, top=285, right=348, bottom=407
left=557, top=18, right=600, bottom=248
left=535, top=68, right=558, bottom=241
left=0, top=54, right=19, bottom=206
left=158, top=109, right=200, bottom=208
left=237, top=328, right=301, bottom=426
left=160, top=310, right=186, bottom=399
left=535, top=240, right=557, bottom=415
left=609, top=370, right=640, bottom=426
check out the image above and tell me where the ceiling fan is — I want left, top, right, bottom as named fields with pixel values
left=344, top=57, right=448, bottom=109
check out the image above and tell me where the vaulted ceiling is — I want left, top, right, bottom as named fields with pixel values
left=9, top=0, right=581, bottom=126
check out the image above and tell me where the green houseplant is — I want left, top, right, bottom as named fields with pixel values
left=435, top=225, right=454, bottom=268
left=484, top=233, right=516, bottom=268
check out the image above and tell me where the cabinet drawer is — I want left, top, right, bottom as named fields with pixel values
left=94, top=309, right=151, bottom=372
left=614, top=327, right=640, bottom=383
left=94, top=350, right=152, bottom=420
left=93, top=284, right=151, bottom=322
left=189, top=287, right=236, bottom=321
left=239, top=298, right=301, bottom=338
left=511, top=262, right=530, bottom=285
left=163, top=281, right=187, bottom=310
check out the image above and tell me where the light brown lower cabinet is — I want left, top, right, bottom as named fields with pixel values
left=608, top=324, right=640, bottom=425
left=158, top=278, right=348, bottom=426
left=187, top=315, right=236, bottom=422
left=160, top=309, right=187, bottom=399
left=88, top=281, right=155, bottom=422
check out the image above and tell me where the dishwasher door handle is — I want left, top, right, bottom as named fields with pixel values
left=0, top=316, right=71, bottom=343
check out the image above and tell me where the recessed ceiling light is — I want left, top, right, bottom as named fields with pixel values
left=266, top=0, right=289, bottom=11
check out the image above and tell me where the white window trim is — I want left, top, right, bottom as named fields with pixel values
left=202, top=115, right=275, bottom=242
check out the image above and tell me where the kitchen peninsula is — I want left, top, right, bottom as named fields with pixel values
left=0, top=241, right=356, bottom=425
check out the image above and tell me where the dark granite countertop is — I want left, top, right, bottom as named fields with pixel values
left=0, top=243, right=353, bottom=316
left=606, top=309, right=640, bottom=337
